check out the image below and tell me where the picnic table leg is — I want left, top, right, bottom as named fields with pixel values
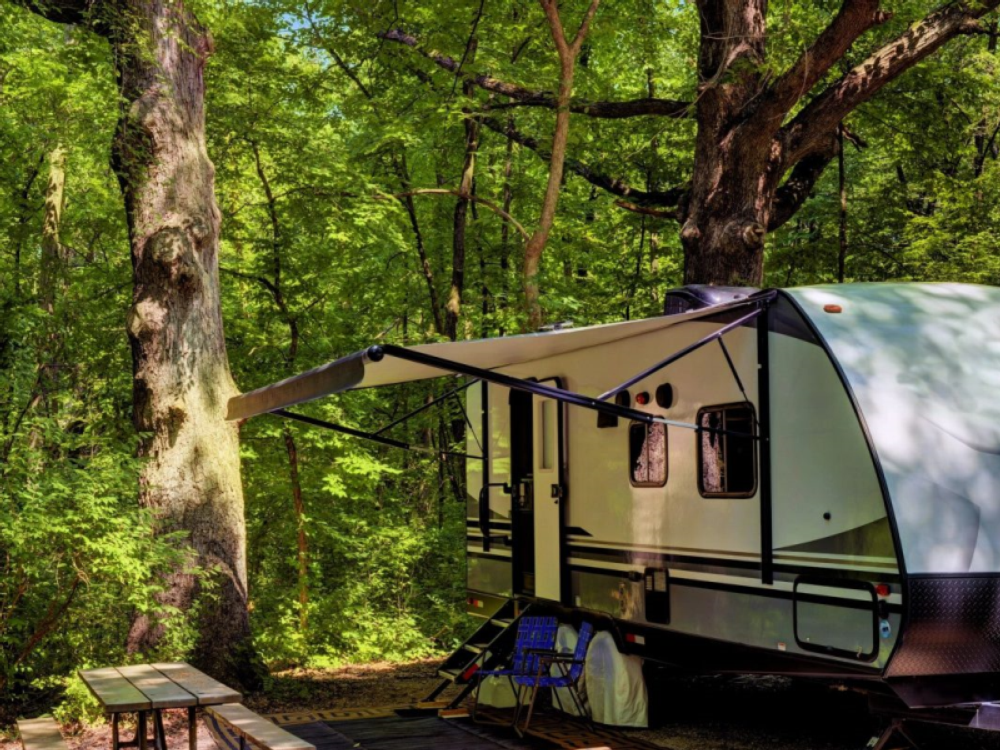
left=188, top=707, right=197, bottom=750
left=112, top=714, right=120, bottom=750
left=138, top=712, right=147, bottom=750
left=153, top=710, right=167, bottom=750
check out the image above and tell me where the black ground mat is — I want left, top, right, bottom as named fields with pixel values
left=283, top=716, right=536, bottom=750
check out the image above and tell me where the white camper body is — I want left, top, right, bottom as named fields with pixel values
left=464, top=287, right=898, bottom=676
left=228, top=282, right=1000, bottom=713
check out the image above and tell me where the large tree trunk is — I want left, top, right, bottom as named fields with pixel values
left=680, top=0, right=776, bottom=286
left=107, top=0, right=262, bottom=688
left=681, top=143, right=776, bottom=286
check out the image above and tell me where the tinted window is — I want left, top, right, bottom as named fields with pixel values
left=698, top=404, right=756, bottom=497
left=630, top=422, right=667, bottom=487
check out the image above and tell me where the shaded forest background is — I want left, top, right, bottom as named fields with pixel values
left=3, top=0, right=1000, bottom=722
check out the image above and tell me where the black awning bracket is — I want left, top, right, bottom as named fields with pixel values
left=716, top=337, right=762, bottom=432
left=274, top=408, right=483, bottom=461
left=453, top=384, right=484, bottom=454
left=596, top=298, right=773, bottom=403
left=372, top=378, right=478, bottom=437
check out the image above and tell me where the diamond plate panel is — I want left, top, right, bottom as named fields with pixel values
left=887, top=577, right=1000, bottom=677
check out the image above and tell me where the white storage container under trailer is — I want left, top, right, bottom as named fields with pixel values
left=228, top=283, right=1000, bottom=744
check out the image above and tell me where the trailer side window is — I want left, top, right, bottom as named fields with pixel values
left=698, top=404, right=757, bottom=497
left=629, top=422, right=667, bottom=487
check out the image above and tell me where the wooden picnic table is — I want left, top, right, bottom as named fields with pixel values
left=79, top=663, right=241, bottom=750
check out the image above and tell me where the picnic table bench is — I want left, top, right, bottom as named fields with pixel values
left=17, top=716, right=68, bottom=750
left=205, top=704, right=314, bottom=750
left=79, top=662, right=241, bottom=750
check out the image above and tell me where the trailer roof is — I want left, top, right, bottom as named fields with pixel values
left=787, top=282, right=1000, bottom=574
left=226, top=295, right=759, bottom=421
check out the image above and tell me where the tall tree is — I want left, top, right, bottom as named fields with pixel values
left=9, top=0, right=262, bottom=686
left=521, top=0, right=599, bottom=328
left=387, top=0, right=1000, bottom=286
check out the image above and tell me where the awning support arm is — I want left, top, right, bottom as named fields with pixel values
left=596, top=298, right=773, bottom=402
left=368, top=344, right=758, bottom=440
left=274, top=408, right=483, bottom=460
left=373, top=379, right=478, bottom=436
left=452, top=386, right=484, bottom=454
left=716, top=337, right=761, bottom=431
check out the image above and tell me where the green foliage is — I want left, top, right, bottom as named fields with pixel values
left=0, top=13, right=199, bottom=722
left=4, top=0, right=1000, bottom=725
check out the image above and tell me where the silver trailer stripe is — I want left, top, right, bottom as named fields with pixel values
left=567, top=556, right=646, bottom=573
left=772, top=556, right=899, bottom=575
left=775, top=551, right=898, bottom=565
left=570, top=560, right=903, bottom=606
left=566, top=538, right=762, bottom=562
left=567, top=541, right=898, bottom=575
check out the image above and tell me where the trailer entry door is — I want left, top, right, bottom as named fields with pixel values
left=509, top=379, right=566, bottom=602
left=509, top=389, right=535, bottom=596
left=532, top=380, right=565, bottom=602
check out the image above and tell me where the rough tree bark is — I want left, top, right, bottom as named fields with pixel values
left=388, top=0, right=1000, bottom=286
left=11, top=0, right=263, bottom=688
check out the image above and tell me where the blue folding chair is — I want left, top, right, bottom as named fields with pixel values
left=470, top=616, right=558, bottom=724
left=513, top=621, right=594, bottom=734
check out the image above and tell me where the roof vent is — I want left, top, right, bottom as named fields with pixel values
left=663, top=285, right=760, bottom=316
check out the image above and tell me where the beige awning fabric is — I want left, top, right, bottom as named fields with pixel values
left=226, top=299, right=753, bottom=421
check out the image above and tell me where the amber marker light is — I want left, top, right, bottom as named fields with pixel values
left=824, top=304, right=843, bottom=313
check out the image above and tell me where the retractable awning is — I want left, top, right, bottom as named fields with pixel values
left=226, top=293, right=770, bottom=422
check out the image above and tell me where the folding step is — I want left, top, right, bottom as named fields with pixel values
left=422, top=597, right=524, bottom=704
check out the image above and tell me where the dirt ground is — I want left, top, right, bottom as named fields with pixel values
left=6, top=659, right=1000, bottom=750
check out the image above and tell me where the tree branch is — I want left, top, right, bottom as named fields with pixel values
left=478, top=114, right=686, bottom=207
left=615, top=200, right=680, bottom=220
left=766, top=0, right=891, bottom=117
left=380, top=29, right=689, bottom=119
left=381, top=189, right=530, bottom=240
left=769, top=136, right=840, bottom=231
left=219, top=266, right=281, bottom=299
left=324, top=45, right=374, bottom=100
left=783, top=0, right=1000, bottom=165
left=569, top=0, right=601, bottom=55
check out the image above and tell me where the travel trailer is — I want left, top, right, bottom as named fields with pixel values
left=228, top=282, right=1000, bottom=730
